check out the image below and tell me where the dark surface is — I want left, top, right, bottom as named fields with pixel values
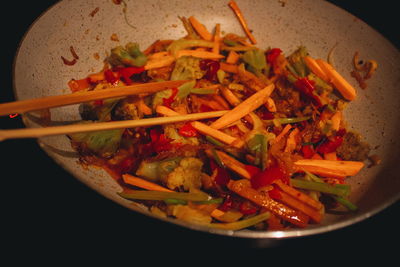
left=1, top=1, right=398, bottom=253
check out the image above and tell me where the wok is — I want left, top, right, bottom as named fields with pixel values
left=3, top=0, right=399, bottom=246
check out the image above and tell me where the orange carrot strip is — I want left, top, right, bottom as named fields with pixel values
left=210, top=84, right=274, bottom=129
left=188, top=16, right=213, bottom=41
left=272, top=124, right=292, bottom=145
left=220, top=62, right=239, bottom=73
left=277, top=190, right=323, bottom=223
left=274, top=180, right=324, bottom=211
left=323, top=151, right=337, bottom=161
left=304, top=56, right=329, bottom=82
left=294, top=159, right=364, bottom=177
left=226, top=50, right=240, bottom=64
left=212, top=23, right=221, bottom=54
left=122, top=174, right=173, bottom=192
left=227, top=179, right=309, bottom=227
left=284, top=127, right=299, bottom=153
left=228, top=1, right=257, bottom=44
left=176, top=50, right=224, bottom=59
left=206, top=150, right=251, bottom=179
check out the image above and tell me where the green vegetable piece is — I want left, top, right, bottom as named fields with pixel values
left=177, top=80, right=196, bottom=99
left=69, top=126, right=124, bottom=158
left=287, top=46, right=309, bottom=77
left=264, top=116, right=311, bottom=125
left=110, top=42, right=147, bottom=67
left=333, top=196, right=358, bottom=211
left=136, top=157, right=182, bottom=182
left=217, top=69, right=225, bottom=84
left=223, top=39, right=239, bottom=47
left=170, top=56, right=205, bottom=81
left=164, top=198, right=188, bottom=205
left=290, top=178, right=350, bottom=197
left=190, top=88, right=217, bottom=95
left=206, top=135, right=224, bottom=147
left=243, top=49, right=267, bottom=72
left=207, top=212, right=271, bottom=231
left=118, top=190, right=210, bottom=202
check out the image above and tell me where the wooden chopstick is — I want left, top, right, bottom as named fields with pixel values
left=0, top=80, right=186, bottom=116
left=0, top=110, right=228, bottom=142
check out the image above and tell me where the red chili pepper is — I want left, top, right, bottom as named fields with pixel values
left=104, top=69, right=119, bottom=85
left=316, top=135, right=343, bottom=154
left=239, top=201, right=259, bottom=215
left=93, top=99, right=104, bottom=106
left=244, top=164, right=261, bottom=178
left=219, top=194, right=234, bottom=211
left=209, top=159, right=231, bottom=186
left=268, top=185, right=282, bottom=200
left=266, top=48, right=282, bottom=66
left=250, top=165, right=288, bottom=189
left=260, top=110, right=275, bottom=120
left=117, top=66, right=145, bottom=85
left=199, top=104, right=214, bottom=112
left=301, top=144, right=315, bottom=159
left=178, top=122, right=199, bottom=137
left=148, top=128, right=178, bottom=153
left=162, top=87, right=178, bottom=108
left=200, top=59, right=220, bottom=81
left=294, top=77, right=322, bottom=107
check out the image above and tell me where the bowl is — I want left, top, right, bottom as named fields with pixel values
left=13, top=0, right=400, bottom=239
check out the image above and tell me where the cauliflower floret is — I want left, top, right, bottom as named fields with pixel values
left=162, top=157, right=203, bottom=191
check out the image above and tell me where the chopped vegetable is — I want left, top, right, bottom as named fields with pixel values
left=118, top=190, right=210, bottom=201
left=208, top=212, right=270, bottom=230
left=69, top=125, right=123, bottom=158
left=109, top=42, right=147, bottom=67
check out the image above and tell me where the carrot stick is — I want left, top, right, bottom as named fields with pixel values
left=304, top=56, right=329, bottom=82
left=271, top=124, right=292, bottom=145
left=188, top=16, right=213, bottom=41
left=284, top=127, right=299, bottom=153
left=228, top=1, right=257, bottom=44
left=212, top=23, right=221, bottom=54
left=210, top=84, right=275, bottom=129
left=219, top=62, right=239, bottom=73
left=274, top=180, right=324, bottom=211
left=316, top=59, right=357, bottom=101
left=220, top=86, right=241, bottom=106
left=226, top=50, right=240, bottom=64
left=227, top=179, right=309, bottom=227
left=176, top=50, right=224, bottom=59
left=205, top=150, right=251, bottom=179
left=122, top=174, right=173, bottom=192
left=156, top=106, right=242, bottom=148
left=331, top=111, right=342, bottom=131
left=294, top=159, right=364, bottom=178
left=277, top=189, right=323, bottom=223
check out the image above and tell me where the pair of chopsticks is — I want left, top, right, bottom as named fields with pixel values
left=0, top=80, right=227, bottom=142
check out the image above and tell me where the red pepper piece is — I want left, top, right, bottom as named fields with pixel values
left=244, top=164, right=261, bottom=178
left=316, top=135, right=343, bottom=154
left=200, top=59, right=220, bottom=81
left=301, top=144, right=315, bottom=159
left=104, top=69, right=119, bottom=85
left=148, top=128, right=177, bottom=153
left=209, top=159, right=231, bottom=186
left=178, top=122, right=199, bottom=137
left=162, top=87, right=178, bottom=108
left=117, top=66, right=145, bottom=85
left=268, top=185, right=282, bottom=200
left=294, top=77, right=322, bottom=107
left=250, top=165, right=288, bottom=189
left=266, top=48, right=282, bottom=66
left=239, top=201, right=259, bottom=215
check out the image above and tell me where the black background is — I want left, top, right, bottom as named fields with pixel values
left=1, top=0, right=398, bottom=253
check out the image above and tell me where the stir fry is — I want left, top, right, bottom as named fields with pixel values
left=66, top=1, right=371, bottom=231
